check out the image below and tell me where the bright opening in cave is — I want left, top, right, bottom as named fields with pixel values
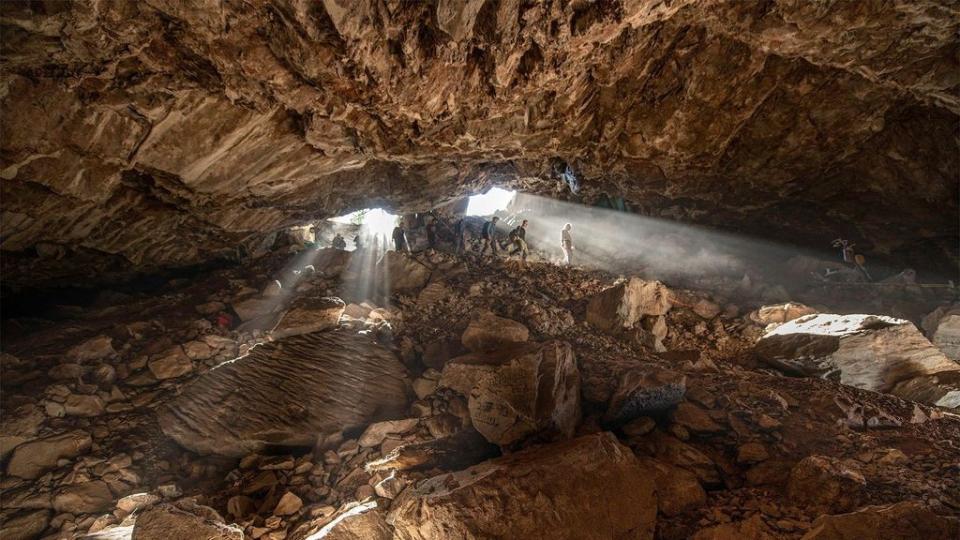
left=465, top=187, right=516, bottom=216
left=329, top=208, right=400, bottom=242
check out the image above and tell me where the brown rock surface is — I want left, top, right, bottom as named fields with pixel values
left=6, top=430, right=92, bottom=479
left=801, top=501, right=960, bottom=540
left=132, top=502, right=243, bottom=540
left=460, top=312, right=530, bottom=352
left=757, top=314, right=960, bottom=407
left=787, top=455, right=867, bottom=513
left=270, top=296, right=345, bottom=339
left=158, top=331, right=410, bottom=456
left=389, top=432, right=657, bottom=540
left=1, top=1, right=956, bottom=285
left=440, top=341, right=580, bottom=446
left=587, top=278, right=672, bottom=332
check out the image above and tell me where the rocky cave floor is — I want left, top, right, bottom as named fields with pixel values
left=1, top=239, right=959, bottom=540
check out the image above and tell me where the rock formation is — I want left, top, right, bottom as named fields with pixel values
left=756, top=313, right=960, bottom=407
left=1, top=0, right=958, bottom=286
left=158, top=331, right=410, bottom=456
left=1, top=2, right=960, bottom=539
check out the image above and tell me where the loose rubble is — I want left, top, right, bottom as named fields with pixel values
left=1, top=245, right=959, bottom=540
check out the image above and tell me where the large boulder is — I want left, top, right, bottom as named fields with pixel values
left=270, top=296, right=345, bottom=339
left=756, top=314, right=960, bottom=407
left=6, top=430, right=92, bottom=479
left=0, top=404, right=45, bottom=461
left=460, top=312, right=529, bottom=352
left=586, top=278, right=671, bottom=333
left=158, top=331, right=410, bottom=456
left=52, top=480, right=114, bottom=513
left=389, top=433, right=657, bottom=540
left=132, top=502, right=243, bottom=540
left=801, top=501, right=959, bottom=540
left=291, top=502, right=392, bottom=540
left=922, top=305, right=960, bottom=362
left=439, top=341, right=580, bottom=447
left=603, top=369, right=686, bottom=425
left=0, top=510, right=51, bottom=540
left=378, top=251, right=431, bottom=292
left=787, top=455, right=866, bottom=513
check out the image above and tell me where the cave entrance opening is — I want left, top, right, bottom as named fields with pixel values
left=466, top=187, right=516, bottom=216
left=324, top=208, right=400, bottom=251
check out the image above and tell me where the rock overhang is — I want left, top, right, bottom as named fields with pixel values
left=0, top=0, right=957, bottom=287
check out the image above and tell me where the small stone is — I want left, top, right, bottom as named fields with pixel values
left=64, top=394, right=105, bottom=417
left=621, top=417, right=656, bottom=438
left=148, top=347, right=194, bottom=380
left=358, top=419, right=419, bottom=448
left=49, top=363, right=84, bottom=380
left=182, top=341, right=213, bottom=361
left=67, top=335, right=115, bottom=362
left=737, top=442, right=770, bottom=465
left=227, top=495, right=256, bottom=519
left=117, top=493, right=161, bottom=515
left=52, top=480, right=113, bottom=513
left=374, top=473, right=407, bottom=499
left=671, top=402, right=723, bottom=434
left=273, top=492, right=302, bottom=516
left=412, top=377, right=438, bottom=400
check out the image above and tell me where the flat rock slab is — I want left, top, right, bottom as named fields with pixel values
left=388, top=432, right=657, bottom=540
left=756, top=314, right=960, bottom=407
left=6, top=430, right=92, bottom=479
left=270, top=296, right=345, bottom=339
left=802, top=501, right=959, bottom=540
left=158, top=331, right=410, bottom=456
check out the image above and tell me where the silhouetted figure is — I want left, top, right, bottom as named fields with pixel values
left=480, top=216, right=500, bottom=256
left=332, top=234, right=347, bottom=250
left=508, top=219, right=529, bottom=261
left=426, top=218, right=438, bottom=249
left=561, top=223, right=574, bottom=266
left=392, top=225, right=409, bottom=252
left=354, top=234, right=363, bottom=250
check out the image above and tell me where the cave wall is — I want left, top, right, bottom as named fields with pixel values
left=1, top=0, right=957, bottom=286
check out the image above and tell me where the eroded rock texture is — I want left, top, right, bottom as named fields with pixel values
left=158, top=330, right=410, bottom=456
left=1, top=0, right=958, bottom=286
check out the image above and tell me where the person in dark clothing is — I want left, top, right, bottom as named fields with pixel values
left=392, top=224, right=409, bottom=252
left=508, top=219, right=529, bottom=261
left=332, top=233, right=347, bottom=250
left=425, top=217, right=438, bottom=249
left=353, top=234, right=363, bottom=250
left=480, top=216, right=499, bottom=256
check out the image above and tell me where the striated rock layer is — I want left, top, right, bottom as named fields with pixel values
left=1, top=0, right=958, bottom=286
left=158, top=331, right=410, bottom=456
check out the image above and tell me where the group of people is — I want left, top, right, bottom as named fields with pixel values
left=387, top=215, right=577, bottom=265
left=322, top=213, right=576, bottom=266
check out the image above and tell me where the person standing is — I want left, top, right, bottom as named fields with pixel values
left=425, top=217, right=438, bottom=249
left=392, top=224, right=409, bottom=253
left=480, top=216, right=500, bottom=256
left=332, top=233, right=347, bottom=250
left=561, top=223, right=574, bottom=265
left=508, top=219, right=530, bottom=261
left=453, top=218, right=466, bottom=253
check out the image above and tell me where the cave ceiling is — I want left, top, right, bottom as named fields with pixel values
left=1, top=0, right=958, bottom=286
